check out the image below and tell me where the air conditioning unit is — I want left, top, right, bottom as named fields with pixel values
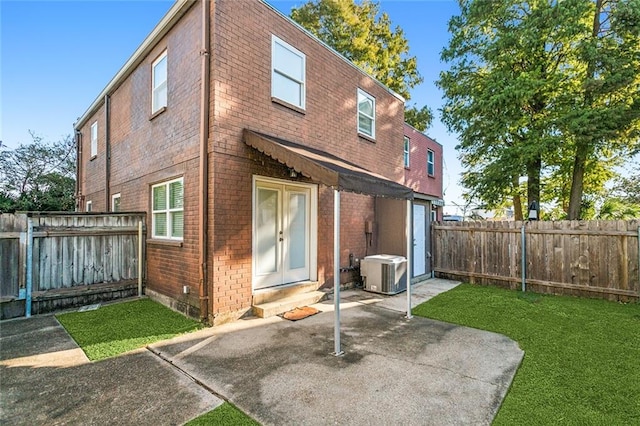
left=360, top=254, right=407, bottom=295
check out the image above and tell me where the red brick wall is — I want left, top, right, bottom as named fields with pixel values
left=77, top=0, right=407, bottom=323
left=78, top=3, right=203, bottom=311
left=208, top=0, right=405, bottom=321
left=403, top=123, right=444, bottom=219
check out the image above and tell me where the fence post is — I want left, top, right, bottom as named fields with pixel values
left=521, top=222, right=526, bottom=293
left=25, top=217, right=33, bottom=317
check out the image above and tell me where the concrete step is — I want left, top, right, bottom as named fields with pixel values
left=252, top=281, right=320, bottom=305
left=252, top=291, right=326, bottom=318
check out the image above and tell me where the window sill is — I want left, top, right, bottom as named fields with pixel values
left=271, top=97, right=305, bottom=115
left=428, top=174, right=436, bottom=178
left=147, top=238, right=183, bottom=248
left=357, top=133, right=376, bottom=143
left=149, top=106, right=167, bottom=121
left=90, top=155, right=97, bottom=161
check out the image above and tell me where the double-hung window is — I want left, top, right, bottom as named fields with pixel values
left=427, top=150, right=435, bottom=176
left=152, top=178, right=183, bottom=240
left=272, top=35, right=305, bottom=109
left=112, top=193, right=121, bottom=212
left=357, top=89, right=375, bottom=138
left=152, top=51, right=168, bottom=114
left=403, top=137, right=410, bottom=168
left=90, top=121, right=98, bottom=157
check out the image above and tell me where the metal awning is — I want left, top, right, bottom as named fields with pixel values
left=243, top=129, right=413, bottom=200
left=244, top=128, right=413, bottom=356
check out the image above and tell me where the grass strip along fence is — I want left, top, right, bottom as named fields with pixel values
left=413, top=284, right=640, bottom=425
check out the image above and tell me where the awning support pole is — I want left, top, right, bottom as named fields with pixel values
left=405, top=199, right=412, bottom=319
left=138, top=220, right=143, bottom=296
left=333, top=189, right=344, bottom=356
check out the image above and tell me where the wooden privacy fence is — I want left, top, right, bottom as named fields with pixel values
left=0, top=212, right=146, bottom=318
left=433, top=220, right=640, bottom=301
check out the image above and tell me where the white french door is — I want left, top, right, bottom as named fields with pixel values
left=413, top=203, right=427, bottom=277
left=254, top=178, right=315, bottom=289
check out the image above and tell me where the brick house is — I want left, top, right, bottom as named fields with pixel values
left=74, top=0, right=418, bottom=324
left=403, top=123, right=444, bottom=280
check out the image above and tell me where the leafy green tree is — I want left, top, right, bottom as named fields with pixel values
left=438, top=0, right=640, bottom=220
left=290, top=0, right=432, bottom=129
left=563, top=0, right=640, bottom=219
left=612, top=164, right=640, bottom=205
left=0, top=133, right=76, bottom=212
left=404, top=104, right=433, bottom=132
left=438, top=0, right=575, bottom=219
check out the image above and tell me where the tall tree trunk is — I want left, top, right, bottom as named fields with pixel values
left=512, top=175, right=523, bottom=220
left=568, top=144, right=588, bottom=219
left=567, top=0, right=602, bottom=220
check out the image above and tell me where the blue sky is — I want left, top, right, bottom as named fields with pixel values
left=1, top=0, right=464, bottom=212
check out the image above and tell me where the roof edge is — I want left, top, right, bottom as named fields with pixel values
left=403, top=122, right=443, bottom=147
left=74, top=0, right=193, bottom=130
left=261, top=0, right=405, bottom=103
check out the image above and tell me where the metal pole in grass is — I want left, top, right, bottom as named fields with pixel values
left=522, top=201, right=539, bottom=293
left=138, top=220, right=143, bottom=296
left=521, top=222, right=526, bottom=293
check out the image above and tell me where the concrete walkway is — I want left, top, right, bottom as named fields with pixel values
left=1, top=279, right=524, bottom=425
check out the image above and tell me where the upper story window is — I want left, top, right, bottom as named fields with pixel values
left=427, top=149, right=435, bottom=176
left=112, top=193, right=121, bottom=212
left=357, top=89, right=375, bottom=138
left=152, top=51, right=168, bottom=114
left=403, top=136, right=410, bottom=168
left=152, top=177, right=183, bottom=240
left=90, top=121, right=98, bottom=157
left=86, top=201, right=92, bottom=212
left=272, top=35, right=305, bottom=109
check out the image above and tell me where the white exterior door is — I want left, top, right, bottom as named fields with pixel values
left=413, top=203, right=427, bottom=277
left=254, top=179, right=315, bottom=289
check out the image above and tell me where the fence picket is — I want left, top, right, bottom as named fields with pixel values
left=433, top=219, right=640, bottom=302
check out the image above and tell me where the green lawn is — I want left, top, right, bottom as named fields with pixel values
left=186, top=402, right=260, bottom=426
left=413, top=284, right=640, bottom=425
left=56, top=298, right=202, bottom=360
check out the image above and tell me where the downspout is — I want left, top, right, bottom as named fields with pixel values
left=198, top=0, right=211, bottom=322
left=105, top=94, right=111, bottom=211
left=75, top=131, right=82, bottom=211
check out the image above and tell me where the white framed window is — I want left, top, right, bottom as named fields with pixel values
left=152, top=177, right=183, bottom=240
left=90, top=121, right=98, bottom=157
left=357, top=89, right=375, bottom=138
left=403, top=136, right=410, bottom=168
left=427, top=150, right=435, bottom=176
left=112, top=193, right=121, bottom=212
left=271, top=35, right=305, bottom=109
left=152, top=50, right=168, bottom=114
left=86, top=201, right=92, bottom=212
left=431, top=207, right=437, bottom=222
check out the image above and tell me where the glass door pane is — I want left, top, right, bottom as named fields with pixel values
left=256, top=188, right=279, bottom=275
left=287, top=192, right=307, bottom=270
